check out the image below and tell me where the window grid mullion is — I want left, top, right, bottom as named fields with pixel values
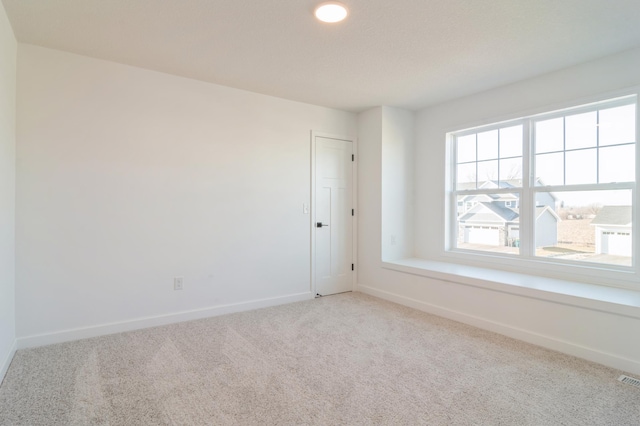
left=563, top=116, right=567, bottom=186
left=475, top=133, right=478, bottom=189
left=522, top=120, right=533, bottom=258
left=497, top=129, right=501, bottom=184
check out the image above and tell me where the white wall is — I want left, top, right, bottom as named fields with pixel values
left=381, top=107, right=414, bottom=261
left=356, top=107, right=382, bottom=290
left=0, top=2, right=16, bottom=379
left=16, top=45, right=356, bottom=343
left=358, top=48, right=640, bottom=374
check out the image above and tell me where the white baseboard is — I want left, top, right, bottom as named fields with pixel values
left=17, top=292, right=314, bottom=350
left=358, top=285, right=640, bottom=376
left=0, top=339, right=17, bottom=384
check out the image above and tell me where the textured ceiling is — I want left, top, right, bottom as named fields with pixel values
left=3, top=0, right=640, bottom=112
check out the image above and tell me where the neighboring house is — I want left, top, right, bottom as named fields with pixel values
left=591, top=206, right=632, bottom=256
left=458, top=202, right=559, bottom=247
left=534, top=206, right=560, bottom=247
left=457, top=180, right=560, bottom=248
left=458, top=202, right=519, bottom=247
left=458, top=180, right=557, bottom=215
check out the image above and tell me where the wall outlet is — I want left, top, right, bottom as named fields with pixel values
left=174, top=277, right=184, bottom=291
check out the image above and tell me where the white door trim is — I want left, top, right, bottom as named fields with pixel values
left=310, top=131, right=358, bottom=296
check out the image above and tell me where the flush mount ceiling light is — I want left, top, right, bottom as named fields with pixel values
left=314, top=2, right=349, bottom=23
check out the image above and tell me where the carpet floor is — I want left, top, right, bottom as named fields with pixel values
left=0, top=292, right=638, bottom=425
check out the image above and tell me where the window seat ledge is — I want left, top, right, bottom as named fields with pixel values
left=382, top=258, right=640, bottom=319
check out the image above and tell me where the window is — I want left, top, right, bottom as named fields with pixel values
left=449, top=95, right=637, bottom=278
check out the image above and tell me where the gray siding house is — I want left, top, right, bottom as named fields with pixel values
left=458, top=181, right=560, bottom=248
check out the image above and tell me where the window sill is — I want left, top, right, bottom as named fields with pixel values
left=382, top=258, right=640, bottom=319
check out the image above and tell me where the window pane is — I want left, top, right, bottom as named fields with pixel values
left=477, top=160, right=498, bottom=183
left=600, top=104, right=636, bottom=147
left=565, top=111, right=597, bottom=150
left=499, top=157, right=522, bottom=185
left=477, top=130, right=498, bottom=161
left=536, top=152, right=564, bottom=186
left=535, top=118, right=564, bottom=154
left=535, top=190, right=632, bottom=267
left=451, top=97, right=636, bottom=274
left=456, top=194, right=520, bottom=255
left=499, top=125, right=523, bottom=158
left=600, top=144, right=635, bottom=184
left=457, top=162, right=476, bottom=189
left=457, top=134, right=476, bottom=163
left=566, top=149, right=597, bottom=185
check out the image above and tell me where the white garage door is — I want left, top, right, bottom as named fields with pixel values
left=465, top=226, right=500, bottom=246
left=602, top=231, right=631, bottom=256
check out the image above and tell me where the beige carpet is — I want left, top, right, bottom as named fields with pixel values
left=0, top=292, right=638, bottom=425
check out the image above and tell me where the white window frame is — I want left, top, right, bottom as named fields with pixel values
left=445, top=93, right=639, bottom=290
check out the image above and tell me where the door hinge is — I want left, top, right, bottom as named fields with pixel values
left=351, top=263, right=354, bottom=271
left=352, top=209, right=354, bottom=216
left=351, top=154, right=354, bottom=162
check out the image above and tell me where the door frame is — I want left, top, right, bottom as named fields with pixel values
left=310, top=131, right=358, bottom=296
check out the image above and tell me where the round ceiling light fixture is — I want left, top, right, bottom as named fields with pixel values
left=314, top=2, right=349, bottom=23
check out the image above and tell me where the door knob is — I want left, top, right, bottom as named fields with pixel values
left=316, top=222, right=329, bottom=228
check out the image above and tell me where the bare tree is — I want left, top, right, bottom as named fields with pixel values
left=481, top=166, right=497, bottom=181
left=503, top=164, right=522, bottom=181
left=585, top=203, right=603, bottom=216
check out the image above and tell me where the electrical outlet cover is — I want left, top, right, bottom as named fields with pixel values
left=174, top=277, right=183, bottom=290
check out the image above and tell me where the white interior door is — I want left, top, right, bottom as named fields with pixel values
left=315, top=136, right=353, bottom=296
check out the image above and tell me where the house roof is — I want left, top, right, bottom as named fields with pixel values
left=457, top=179, right=557, bottom=201
left=591, top=206, right=632, bottom=226
left=460, top=203, right=560, bottom=224
left=461, top=193, right=518, bottom=202
left=458, top=180, right=520, bottom=191
left=479, top=180, right=518, bottom=190
left=459, top=202, right=519, bottom=223
left=535, top=206, right=561, bottom=222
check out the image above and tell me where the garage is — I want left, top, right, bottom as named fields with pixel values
left=600, top=231, right=631, bottom=256
left=464, top=225, right=500, bottom=246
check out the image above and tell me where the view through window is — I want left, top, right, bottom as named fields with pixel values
left=451, top=96, right=636, bottom=269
